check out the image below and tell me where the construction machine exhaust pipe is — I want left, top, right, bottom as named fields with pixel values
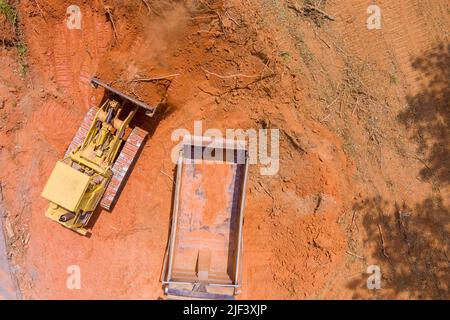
left=59, top=212, right=76, bottom=223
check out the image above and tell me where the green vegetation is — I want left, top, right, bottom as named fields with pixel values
left=17, top=42, right=28, bottom=77
left=0, top=0, right=28, bottom=77
left=280, top=51, right=291, bottom=64
left=0, top=0, right=17, bottom=26
left=389, top=73, right=398, bottom=85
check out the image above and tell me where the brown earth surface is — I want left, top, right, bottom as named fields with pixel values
left=0, top=0, right=448, bottom=299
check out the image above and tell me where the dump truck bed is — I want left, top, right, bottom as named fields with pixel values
left=163, top=137, right=248, bottom=299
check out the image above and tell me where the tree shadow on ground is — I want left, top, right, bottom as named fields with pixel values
left=348, top=196, right=449, bottom=299
left=397, top=43, right=449, bottom=187
left=347, top=43, right=449, bottom=299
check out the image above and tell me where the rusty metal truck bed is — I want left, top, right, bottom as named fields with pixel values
left=162, top=137, right=248, bottom=299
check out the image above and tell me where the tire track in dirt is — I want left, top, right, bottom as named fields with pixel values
left=53, top=22, right=73, bottom=92
left=52, top=10, right=111, bottom=107
left=335, top=0, right=392, bottom=70
left=333, top=0, right=445, bottom=93
left=79, top=13, right=112, bottom=107
left=380, top=0, right=438, bottom=92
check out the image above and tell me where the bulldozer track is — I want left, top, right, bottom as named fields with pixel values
left=100, top=127, right=148, bottom=211
left=64, top=106, right=98, bottom=157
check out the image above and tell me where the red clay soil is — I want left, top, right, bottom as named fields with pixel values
left=0, top=0, right=448, bottom=299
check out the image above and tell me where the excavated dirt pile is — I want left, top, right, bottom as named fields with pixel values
left=0, top=0, right=448, bottom=299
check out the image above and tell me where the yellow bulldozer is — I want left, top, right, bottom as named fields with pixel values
left=41, top=78, right=156, bottom=236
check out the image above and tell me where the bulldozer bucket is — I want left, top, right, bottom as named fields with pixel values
left=90, top=77, right=157, bottom=117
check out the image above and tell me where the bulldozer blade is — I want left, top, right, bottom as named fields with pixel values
left=100, top=127, right=148, bottom=211
left=65, top=107, right=98, bottom=157
left=90, top=77, right=157, bottom=117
